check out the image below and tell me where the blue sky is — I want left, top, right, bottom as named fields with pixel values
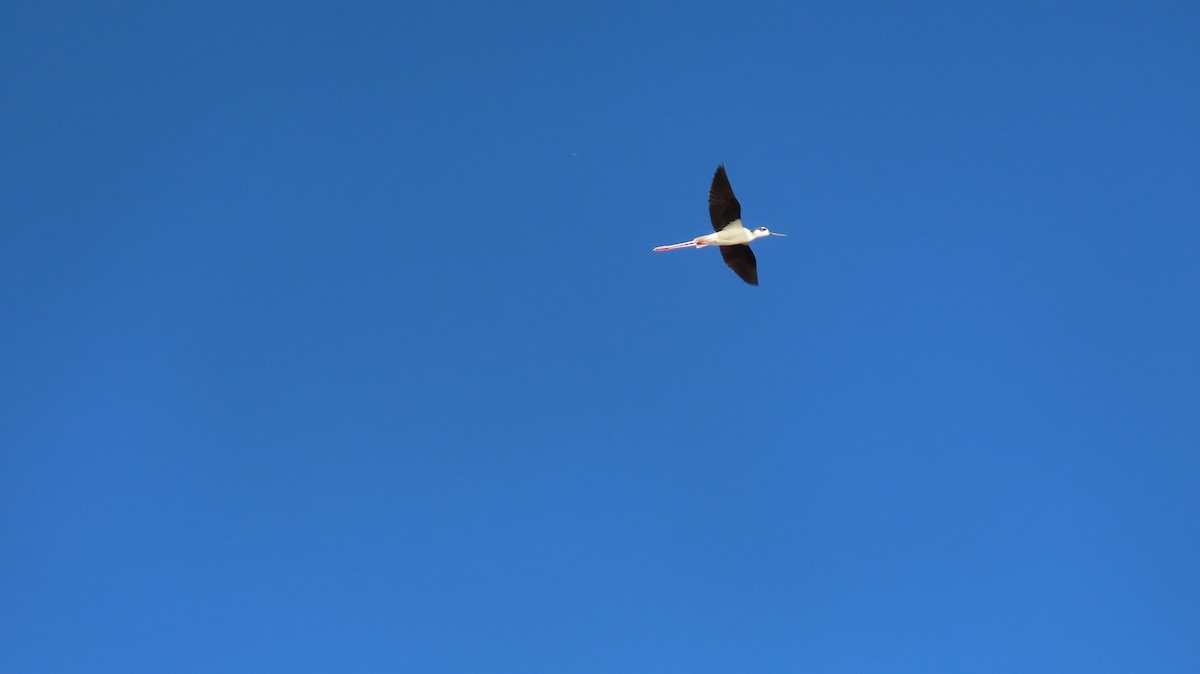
left=2, top=1, right=1198, bottom=671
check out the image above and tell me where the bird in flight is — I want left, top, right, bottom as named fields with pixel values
left=653, top=164, right=785, bottom=285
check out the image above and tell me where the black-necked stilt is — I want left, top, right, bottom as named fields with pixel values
left=653, top=164, right=785, bottom=285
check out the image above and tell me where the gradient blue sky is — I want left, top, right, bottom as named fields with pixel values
left=2, top=1, right=1198, bottom=672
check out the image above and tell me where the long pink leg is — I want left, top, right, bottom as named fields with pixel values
left=653, top=240, right=698, bottom=252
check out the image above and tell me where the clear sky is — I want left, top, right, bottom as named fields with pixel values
left=2, top=1, right=1198, bottom=672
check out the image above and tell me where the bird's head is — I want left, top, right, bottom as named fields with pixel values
left=753, top=226, right=787, bottom=239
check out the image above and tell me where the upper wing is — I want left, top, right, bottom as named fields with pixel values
left=720, top=244, right=759, bottom=285
left=708, top=164, right=742, bottom=232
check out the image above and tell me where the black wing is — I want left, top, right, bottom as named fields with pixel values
left=720, top=244, right=759, bottom=285
left=708, top=164, right=742, bottom=232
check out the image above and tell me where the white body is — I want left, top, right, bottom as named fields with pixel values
left=653, top=220, right=782, bottom=251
